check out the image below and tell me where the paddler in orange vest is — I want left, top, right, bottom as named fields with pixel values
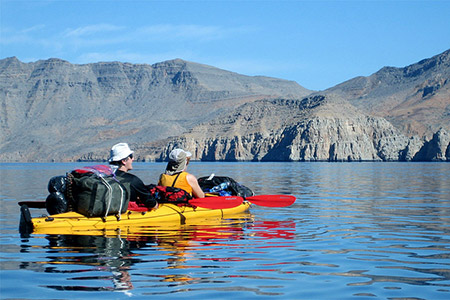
left=158, top=148, right=205, bottom=198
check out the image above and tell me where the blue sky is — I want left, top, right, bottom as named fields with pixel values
left=1, top=0, right=449, bottom=91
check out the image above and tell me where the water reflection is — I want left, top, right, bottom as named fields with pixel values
left=3, top=162, right=449, bottom=299
left=19, top=234, right=145, bottom=292
left=18, top=218, right=296, bottom=294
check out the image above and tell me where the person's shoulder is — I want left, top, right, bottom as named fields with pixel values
left=127, top=172, right=142, bottom=181
left=115, top=170, right=138, bottom=180
left=185, top=172, right=197, bottom=181
left=114, top=170, right=125, bottom=177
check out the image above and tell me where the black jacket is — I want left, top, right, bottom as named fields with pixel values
left=115, top=170, right=157, bottom=208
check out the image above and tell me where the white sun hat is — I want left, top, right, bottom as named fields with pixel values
left=108, top=143, right=134, bottom=162
left=169, top=148, right=192, bottom=162
left=165, top=148, right=192, bottom=175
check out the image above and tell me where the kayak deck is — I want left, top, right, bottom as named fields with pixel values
left=27, top=202, right=251, bottom=234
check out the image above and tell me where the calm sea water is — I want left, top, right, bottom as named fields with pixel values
left=0, top=162, right=449, bottom=299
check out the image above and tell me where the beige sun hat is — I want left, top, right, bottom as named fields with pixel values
left=108, top=143, right=134, bottom=162
left=165, top=148, right=192, bottom=175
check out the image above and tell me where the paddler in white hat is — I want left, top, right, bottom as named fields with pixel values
left=109, top=142, right=158, bottom=209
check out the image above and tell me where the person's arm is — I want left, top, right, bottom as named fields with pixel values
left=186, top=173, right=205, bottom=198
left=132, top=176, right=158, bottom=209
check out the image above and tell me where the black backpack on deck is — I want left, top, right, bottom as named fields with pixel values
left=198, top=175, right=254, bottom=197
left=45, top=175, right=69, bottom=215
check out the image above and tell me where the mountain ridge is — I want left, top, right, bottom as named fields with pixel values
left=0, top=56, right=311, bottom=161
left=0, top=49, right=449, bottom=162
left=323, top=49, right=450, bottom=138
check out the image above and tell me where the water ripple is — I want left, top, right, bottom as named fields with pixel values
left=1, top=162, right=449, bottom=299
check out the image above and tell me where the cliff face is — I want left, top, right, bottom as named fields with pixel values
left=0, top=49, right=449, bottom=162
left=156, top=96, right=449, bottom=162
left=0, top=57, right=310, bottom=161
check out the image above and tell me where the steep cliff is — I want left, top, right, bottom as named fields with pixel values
left=156, top=95, right=449, bottom=162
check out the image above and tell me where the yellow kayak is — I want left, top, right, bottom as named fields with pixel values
left=22, top=202, right=251, bottom=235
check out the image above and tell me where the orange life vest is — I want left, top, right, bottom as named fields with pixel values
left=158, top=172, right=193, bottom=195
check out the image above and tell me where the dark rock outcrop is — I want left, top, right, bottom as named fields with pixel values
left=156, top=96, right=449, bottom=162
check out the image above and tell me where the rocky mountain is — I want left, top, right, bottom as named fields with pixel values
left=152, top=95, right=449, bottom=162
left=0, top=49, right=449, bottom=162
left=146, top=49, right=450, bottom=162
left=0, top=57, right=310, bottom=162
left=324, top=49, right=450, bottom=138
